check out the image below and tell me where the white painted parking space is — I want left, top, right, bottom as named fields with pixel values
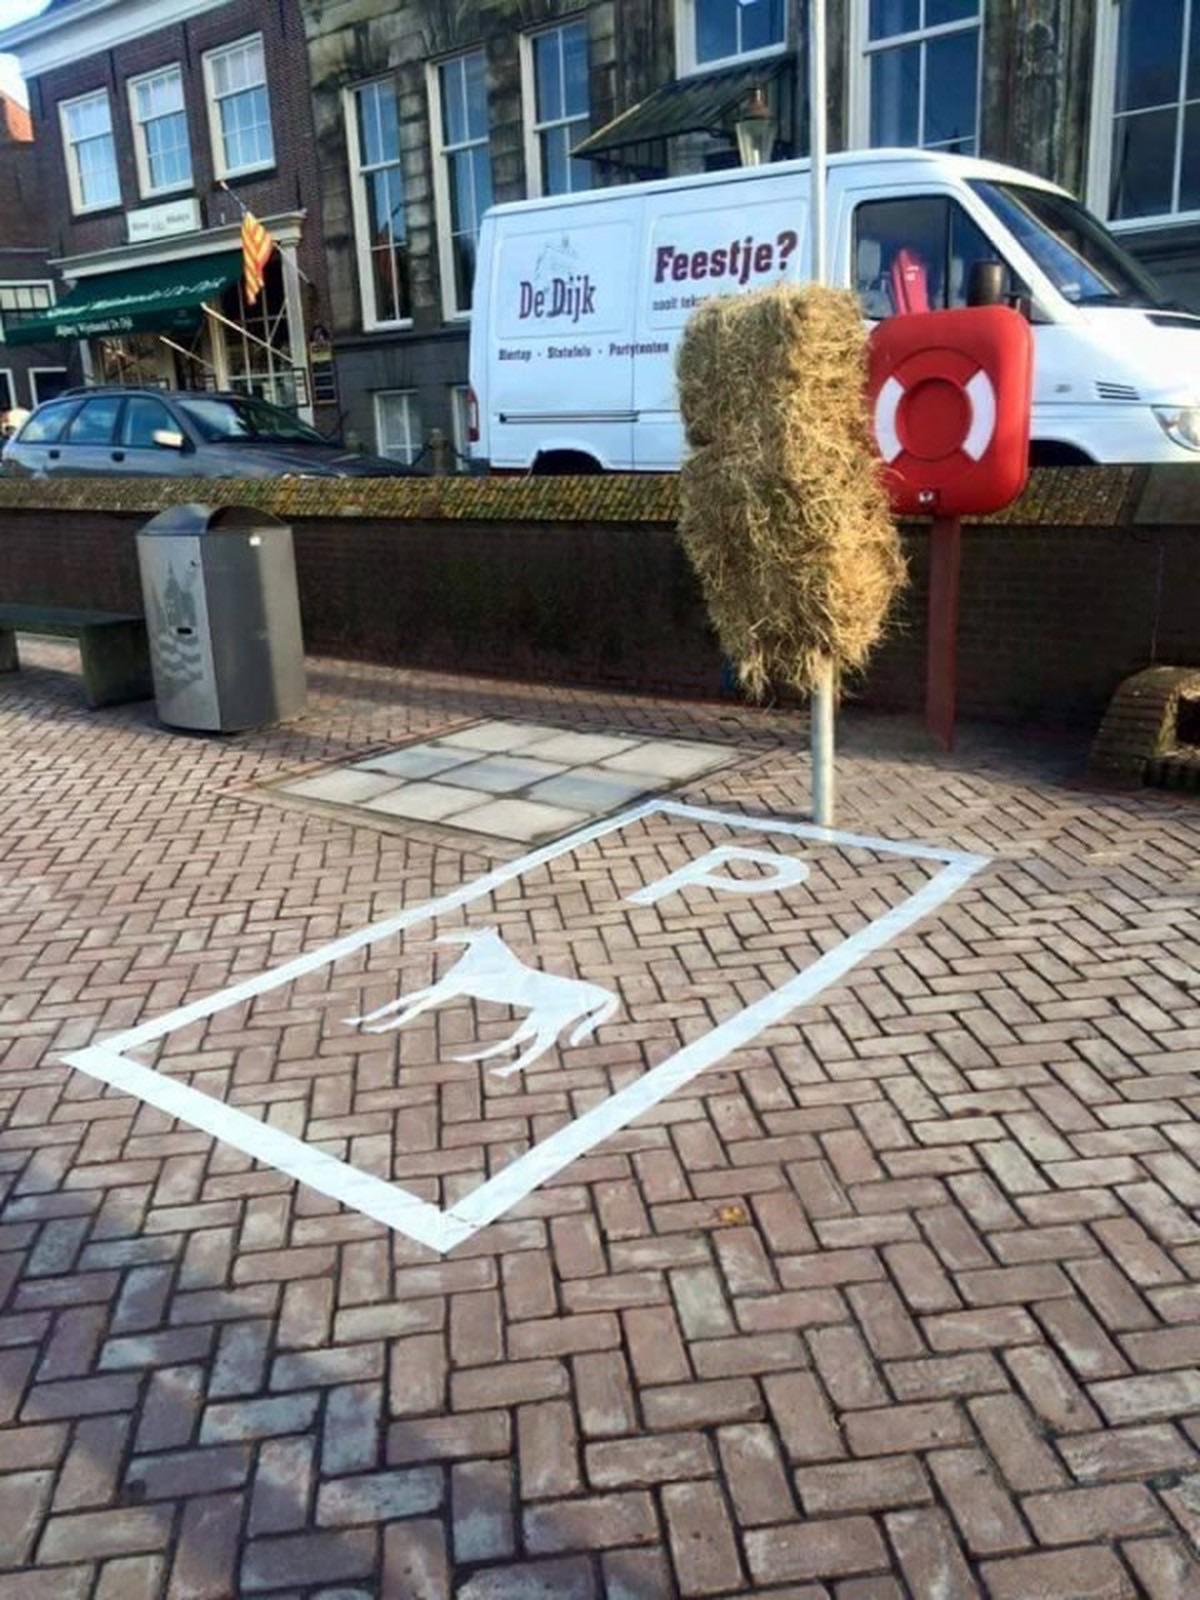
left=63, top=801, right=988, bottom=1253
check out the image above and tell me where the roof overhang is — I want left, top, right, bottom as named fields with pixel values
left=574, top=56, right=792, bottom=162
left=3, top=249, right=243, bottom=344
left=0, top=0, right=228, bottom=80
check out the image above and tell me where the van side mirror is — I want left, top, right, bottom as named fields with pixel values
left=967, top=260, right=1007, bottom=307
left=152, top=428, right=185, bottom=451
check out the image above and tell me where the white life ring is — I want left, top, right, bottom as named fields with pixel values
left=874, top=367, right=997, bottom=466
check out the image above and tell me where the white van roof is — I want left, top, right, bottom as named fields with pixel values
left=484, top=149, right=1071, bottom=222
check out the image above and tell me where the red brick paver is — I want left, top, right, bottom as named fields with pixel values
left=4, top=640, right=1200, bottom=1596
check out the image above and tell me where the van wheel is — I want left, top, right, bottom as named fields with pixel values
left=1029, top=440, right=1095, bottom=467
left=531, top=450, right=603, bottom=476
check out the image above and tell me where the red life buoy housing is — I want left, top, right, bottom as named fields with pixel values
left=867, top=306, right=1033, bottom=517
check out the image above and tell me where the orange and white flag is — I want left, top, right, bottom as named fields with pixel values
left=241, top=210, right=274, bottom=306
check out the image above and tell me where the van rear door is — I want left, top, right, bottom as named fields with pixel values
left=485, top=206, right=636, bottom=469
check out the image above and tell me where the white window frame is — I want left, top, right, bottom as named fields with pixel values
left=0, top=279, right=55, bottom=338
left=0, top=370, right=15, bottom=413
left=674, top=0, right=788, bottom=78
left=127, top=62, right=192, bottom=200
left=344, top=77, right=412, bottom=332
left=520, top=19, right=591, bottom=198
left=374, top=389, right=422, bottom=465
left=30, top=368, right=69, bottom=406
left=1087, top=0, right=1200, bottom=234
left=202, top=33, right=274, bottom=181
left=428, top=50, right=493, bottom=322
left=847, top=0, right=983, bottom=154
left=58, top=88, right=120, bottom=216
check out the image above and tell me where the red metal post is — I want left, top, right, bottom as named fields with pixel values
left=926, top=514, right=962, bottom=751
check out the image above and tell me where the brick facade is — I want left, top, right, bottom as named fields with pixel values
left=8, top=0, right=336, bottom=422
left=26, top=0, right=326, bottom=279
left=0, top=93, right=78, bottom=415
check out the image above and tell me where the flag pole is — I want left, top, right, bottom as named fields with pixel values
left=808, top=0, right=836, bottom=827
left=218, top=181, right=313, bottom=288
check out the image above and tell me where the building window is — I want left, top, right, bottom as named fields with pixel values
left=203, top=35, right=274, bottom=179
left=59, top=90, right=120, bottom=213
left=30, top=368, right=70, bottom=406
left=1092, top=0, right=1200, bottom=225
left=854, top=0, right=981, bottom=155
left=677, top=0, right=786, bottom=75
left=129, top=65, right=192, bottom=197
left=216, top=262, right=305, bottom=412
left=0, top=281, right=53, bottom=339
left=347, top=79, right=411, bottom=329
left=375, top=390, right=422, bottom=465
left=430, top=50, right=493, bottom=318
left=525, top=21, right=591, bottom=196
left=98, top=335, right=171, bottom=388
left=0, top=371, right=14, bottom=414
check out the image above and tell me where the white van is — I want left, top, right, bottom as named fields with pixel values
left=469, top=149, right=1200, bottom=472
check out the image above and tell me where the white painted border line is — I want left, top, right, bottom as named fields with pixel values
left=63, top=1046, right=471, bottom=1253
left=61, top=805, right=990, bottom=1253
left=101, top=799, right=984, bottom=1056
left=448, top=853, right=983, bottom=1231
left=103, top=799, right=664, bottom=1053
left=660, top=800, right=986, bottom=867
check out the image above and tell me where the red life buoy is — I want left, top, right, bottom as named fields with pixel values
left=874, top=351, right=997, bottom=472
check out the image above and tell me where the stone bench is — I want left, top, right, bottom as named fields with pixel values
left=0, top=604, right=152, bottom=709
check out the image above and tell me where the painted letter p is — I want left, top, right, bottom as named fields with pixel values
left=628, top=846, right=809, bottom=906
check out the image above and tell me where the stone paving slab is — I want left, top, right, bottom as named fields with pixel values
left=4, top=639, right=1200, bottom=1598
left=275, top=722, right=737, bottom=845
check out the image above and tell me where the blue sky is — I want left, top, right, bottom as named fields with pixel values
left=0, top=0, right=48, bottom=107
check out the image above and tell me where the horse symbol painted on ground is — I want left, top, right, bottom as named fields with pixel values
left=346, top=927, right=620, bottom=1077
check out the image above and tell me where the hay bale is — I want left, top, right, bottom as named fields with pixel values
left=677, top=282, right=905, bottom=700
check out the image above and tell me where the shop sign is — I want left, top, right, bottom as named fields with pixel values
left=127, top=197, right=202, bottom=245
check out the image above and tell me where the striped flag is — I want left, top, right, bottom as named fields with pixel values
left=241, top=210, right=274, bottom=306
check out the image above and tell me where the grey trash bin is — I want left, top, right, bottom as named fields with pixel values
left=137, top=503, right=306, bottom=732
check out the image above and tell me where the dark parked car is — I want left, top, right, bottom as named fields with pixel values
left=0, top=388, right=425, bottom=479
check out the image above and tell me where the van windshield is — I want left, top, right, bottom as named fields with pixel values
left=969, top=181, right=1170, bottom=311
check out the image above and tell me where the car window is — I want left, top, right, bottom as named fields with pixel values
left=19, top=401, right=77, bottom=444
left=121, top=397, right=177, bottom=449
left=854, top=195, right=1023, bottom=318
left=66, top=395, right=123, bottom=446
left=176, top=395, right=328, bottom=445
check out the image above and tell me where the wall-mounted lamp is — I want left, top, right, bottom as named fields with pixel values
left=735, top=84, right=776, bottom=167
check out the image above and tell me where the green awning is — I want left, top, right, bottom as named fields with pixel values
left=2, top=251, right=241, bottom=346
left=573, top=57, right=790, bottom=160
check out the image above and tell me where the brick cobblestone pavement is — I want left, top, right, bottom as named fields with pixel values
left=4, top=639, right=1200, bottom=1598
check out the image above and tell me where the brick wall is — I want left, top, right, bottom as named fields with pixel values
left=1, top=468, right=1195, bottom=728
left=0, top=136, right=78, bottom=411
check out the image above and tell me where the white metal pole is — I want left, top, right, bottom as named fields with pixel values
left=808, top=0, right=836, bottom=827
left=809, top=0, right=827, bottom=286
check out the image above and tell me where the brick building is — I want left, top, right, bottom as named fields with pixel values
left=301, top=0, right=1199, bottom=467
left=0, top=86, right=78, bottom=423
left=0, top=0, right=336, bottom=428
